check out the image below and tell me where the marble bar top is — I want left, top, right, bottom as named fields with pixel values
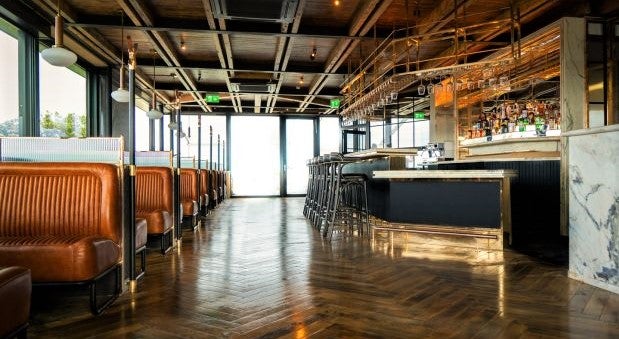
left=373, top=169, right=518, bottom=179
left=562, top=124, right=619, bottom=137
left=344, top=148, right=418, bottom=160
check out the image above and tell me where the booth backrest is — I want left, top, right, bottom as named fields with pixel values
left=0, top=162, right=122, bottom=243
left=199, top=170, right=209, bottom=197
left=180, top=168, right=199, bottom=201
left=136, top=167, right=173, bottom=213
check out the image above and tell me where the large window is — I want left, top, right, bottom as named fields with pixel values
left=0, top=20, right=19, bottom=136
left=178, top=115, right=195, bottom=157
left=370, top=118, right=430, bottom=149
left=231, top=116, right=279, bottom=196
left=319, top=117, right=340, bottom=154
left=286, top=119, right=314, bottom=195
left=370, top=121, right=385, bottom=148
left=203, top=115, right=227, bottom=169
left=587, top=20, right=619, bottom=126
left=393, top=118, right=430, bottom=147
left=135, top=106, right=150, bottom=151
left=163, top=114, right=171, bottom=150
left=39, top=53, right=87, bottom=137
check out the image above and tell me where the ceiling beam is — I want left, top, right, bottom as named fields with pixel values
left=424, top=0, right=560, bottom=69
left=135, top=59, right=349, bottom=76
left=117, top=0, right=210, bottom=112
left=266, top=0, right=307, bottom=113
left=27, top=0, right=159, bottom=100
left=254, top=95, right=261, bottom=113
left=65, top=20, right=385, bottom=41
left=201, top=0, right=242, bottom=112
left=296, top=0, right=394, bottom=112
left=154, top=83, right=341, bottom=97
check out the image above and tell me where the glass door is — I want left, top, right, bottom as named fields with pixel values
left=231, top=116, right=280, bottom=196
left=285, top=119, right=314, bottom=195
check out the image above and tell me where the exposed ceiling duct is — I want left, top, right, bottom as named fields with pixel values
left=209, top=0, right=299, bottom=23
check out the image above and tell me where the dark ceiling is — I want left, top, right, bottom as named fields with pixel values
left=11, top=0, right=619, bottom=115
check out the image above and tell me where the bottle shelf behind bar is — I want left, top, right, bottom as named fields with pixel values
left=459, top=99, right=561, bottom=142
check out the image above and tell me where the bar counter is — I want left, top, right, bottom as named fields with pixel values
left=374, top=169, right=517, bottom=179
left=368, top=169, right=516, bottom=248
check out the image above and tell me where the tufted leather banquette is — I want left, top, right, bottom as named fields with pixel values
left=209, top=170, right=218, bottom=207
left=0, top=266, right=31, bottom=338
left=199, top=169, right=209, bottom=215
left=136, top=167, right=174, bottom=254
left=180, top=169, right=199, bottom=227
left=0, top=162, right=122, bottom=315
left=0, top=162, right=122, bottom=283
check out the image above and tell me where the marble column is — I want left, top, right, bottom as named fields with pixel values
left=429, top=94, right=456, bottom=152
left=566, top=125, right=619, bottom=294
left=560, top=17, right=587, bottom=236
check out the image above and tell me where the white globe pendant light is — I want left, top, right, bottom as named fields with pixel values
left=146, top=51, right=163, bottom=119
left=41, top=8, right=77, bottom=67
left=111, top=64, right=130, bottom=102
left=111, top=12, right=130, bottom=103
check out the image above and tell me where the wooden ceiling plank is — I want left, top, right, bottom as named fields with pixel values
left=119, top=0, right=210, bottom=112
left=201, top=0, right=240, bottom=112
left=30, top=0, right=164, bottom=101
left=298, top=0, right=394, bottom=112
left=267, top=0, right=307, bottom=113
left=425, top=0, right=560, bottom=69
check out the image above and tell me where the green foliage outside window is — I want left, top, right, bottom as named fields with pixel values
left=40, top=111, right=86, bottom=138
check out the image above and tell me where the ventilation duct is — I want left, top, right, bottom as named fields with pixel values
left=210, top=0, right=298, bottom=23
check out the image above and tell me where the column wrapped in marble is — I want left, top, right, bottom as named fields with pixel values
left=560, top=17, right=587, bottom=237
left=567, top=125, right=619, bottom=294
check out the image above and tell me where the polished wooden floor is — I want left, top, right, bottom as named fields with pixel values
left=29, top=198, right=619, bottom=338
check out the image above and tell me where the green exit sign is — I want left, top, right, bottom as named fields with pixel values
left=205, top=94, right=220, bottom=104
left=413, top=111, right=426, bottom=119
left=330, top=99, right=341, bottom=109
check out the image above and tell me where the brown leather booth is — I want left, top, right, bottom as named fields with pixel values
left=218, top=171, right=225, bottom=201
left=180, top=168, right=199, bottom=228
left=209, top=170, right=219, bottom=208
left=0, top=162, right=122, bottom=315
left=199, top=169, right=209, bottom=216
left=135, top=218, right=147, bottom=277
left=0, top=266, right=31, bottom=338
left=136, top=167, right=174, bottom=254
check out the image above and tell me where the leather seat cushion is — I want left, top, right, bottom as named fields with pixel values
left=0, top=266, right=31, bottom=337
left=136, top=210, right=172, bottom=235
left=181, top=199, right=198, bottom=216
left=135, top=218, right=148, bottom=249
left=0, top=236, right=120, bottom=282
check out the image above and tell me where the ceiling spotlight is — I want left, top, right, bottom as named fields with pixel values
left=180, top=40, right=186, bottom=51
left=334, top=0, right=340, bottom=6
left=310, top=47, right=317, bottom=61
left=299, top=76, right=304, bottom=85
left=170, top=73, right=177, bottom=78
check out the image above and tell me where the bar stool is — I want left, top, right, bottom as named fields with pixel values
left=320, top=153, right=370, bottom=240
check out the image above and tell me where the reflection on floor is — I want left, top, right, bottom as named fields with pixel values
left=29, top=197, right=619, bottom=338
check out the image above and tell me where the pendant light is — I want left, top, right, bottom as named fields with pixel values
left=147, top=51, right=163, bottom=119
left=41, top=0, right=77, bottom=67
left=168, top=92, right=179, bottom=130
left=111, top=12, right=130, bottom=102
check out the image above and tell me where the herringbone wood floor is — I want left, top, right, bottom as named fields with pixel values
left=29, top=198, right=619, bottom=338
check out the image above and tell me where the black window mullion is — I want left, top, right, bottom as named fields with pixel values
left=17, top=30, right=39, bottom=136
